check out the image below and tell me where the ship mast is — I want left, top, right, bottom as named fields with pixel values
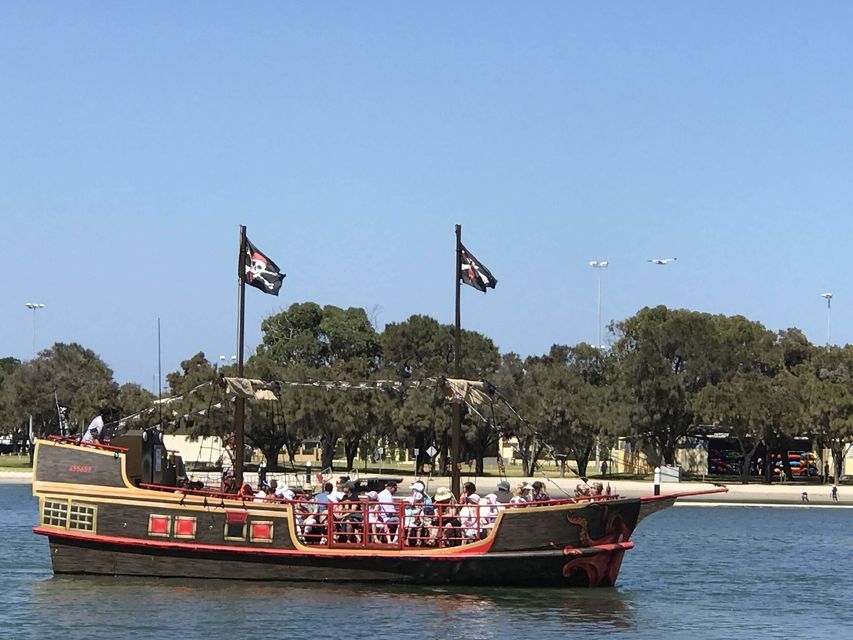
left=234, top=225, right=248, bottom=486
left=451, top=224, right=462, bottom=498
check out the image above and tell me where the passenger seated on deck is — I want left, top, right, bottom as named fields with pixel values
left=376, top=481, right=400, bottom=543
left=511, top=484, right=532, bottom=505
left=479, top=494, right=501, bottom=532
left=222, top=469, right=236, bottom=494
left=363, top=491, right=386, bottom=542
left=330, top=477, right=348, bottom=502
left=314, top=482, right=334, bottom=513
left=461, top=481, right=477, bottom=502
left=266, top=479, right=279, bottom=499
left=426, top=486, right=459, bottom=547
left=297, top=493, right=326, bottom=543
left=495, top=481, right=513, bottom=504
left=300, top=486, right=330, bottom=543
left=403, top=497, right=423, bottom=546
left=335, top=481, right=364, bottom=543
left=531, top=481, right=550, bottom=503
left=403, top=482, right=430, bottom=546
left=460, top=494, right=482, bottom=542
left=590, top=482, right=604, bottom=497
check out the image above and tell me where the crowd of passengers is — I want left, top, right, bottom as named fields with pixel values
left=211, top=474, right=611, bottom=546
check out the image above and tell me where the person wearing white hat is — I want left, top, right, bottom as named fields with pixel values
left=364, top=490, right=384, bottom=543
left=510, top=483, right=532, bottom=505
left=460, top=493, right=482, bottom=542
left=480, top=493, right=502, bottom=531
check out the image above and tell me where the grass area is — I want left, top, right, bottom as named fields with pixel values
left=0, top=454, right=32, bottom=470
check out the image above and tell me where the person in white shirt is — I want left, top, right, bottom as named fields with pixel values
left=376, top=481, right=399, bottom=542
left=81, top=414, right=104, bottom=444
left=329, top=477, right=348, bottom=502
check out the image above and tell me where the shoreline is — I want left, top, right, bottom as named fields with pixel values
left=6, top=469, right=847, bottom=507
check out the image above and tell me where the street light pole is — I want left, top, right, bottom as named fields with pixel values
left=25, top=303, right=45, bottom=359
left=589, top=261, right=609, bottom=349
left=821, top=293, right=833, bottom=346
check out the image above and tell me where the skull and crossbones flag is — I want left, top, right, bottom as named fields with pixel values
left=459, top=244, right=497, bottom=293
left=243, top=237, right=285, bottom=296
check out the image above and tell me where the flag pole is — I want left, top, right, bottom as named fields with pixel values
left=234, top=224, right=248, bottom=487
left=452, top=224, right=462, bottom=498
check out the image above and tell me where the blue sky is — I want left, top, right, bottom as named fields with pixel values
left=3, top=2, right=853, bottom=387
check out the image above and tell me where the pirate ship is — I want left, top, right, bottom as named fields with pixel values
left=31, top=431, right=723, bottom=586
left=32, top=225, right=725, bottom=586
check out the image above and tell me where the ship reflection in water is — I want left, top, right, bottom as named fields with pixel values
left=29, top=576, right=637, bottom=637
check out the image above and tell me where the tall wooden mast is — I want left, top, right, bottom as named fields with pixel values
left=452, top=224, right=462, bottom=498
left=234, top=224, right=247, bottom=486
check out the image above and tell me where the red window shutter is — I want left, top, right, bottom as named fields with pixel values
left=148, top=515, right=171, bottom=536
left=175, top=517, right=196, bottom=538
left=225, top=509, right=249, bottom=524
left=250, top=521, right=273, bottom=543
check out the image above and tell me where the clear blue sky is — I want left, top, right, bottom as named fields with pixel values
left=3, top=2, right=853, bottom=387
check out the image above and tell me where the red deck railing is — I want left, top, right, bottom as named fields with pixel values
left=136, top=481, right=623, bottom=550
left=46, top=435, right=128, bottom=453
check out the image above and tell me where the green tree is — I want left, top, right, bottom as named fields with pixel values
left=258, top=302, right=381, bottom=368
left=117, top=383, right=156, bottom=418
left=164, top=352, right=234, bottom=464
left=802, top=346, right=853, bottom=482
left=612, top=307, right=777, bottom=465
left=242, top=356, right=292, bottom=470
left=491, top=352, right=547, bottom=475
left=0, top=344, right=118, bottom=456
left=695, top=371, right=800, bottom=484
left=382, top=315, right=454, bottom=471
left=258, top=303, right=383, bottom=471
left=0, top=357, right=22, bottom=428
left=381, top=315, right=501, bottom=475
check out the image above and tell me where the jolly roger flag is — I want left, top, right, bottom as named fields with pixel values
left=243, top=237, right=285, bottom=295
left=459, top=244, right=498, bottom=293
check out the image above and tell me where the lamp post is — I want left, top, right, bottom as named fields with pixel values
left=589, top=261, right=608, bottom=349
left=25, top=303, right=45, bottom=359
left=821, top=293, right=833, bottom=346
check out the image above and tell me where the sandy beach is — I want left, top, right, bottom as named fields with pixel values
left=6, top=467, right=848, bottom=507
left=0, top=471, right=32, bottom=484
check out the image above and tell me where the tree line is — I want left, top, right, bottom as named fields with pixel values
left=1, top=303, right=850, bottom=483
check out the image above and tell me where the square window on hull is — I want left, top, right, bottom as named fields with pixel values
left=43, top=500, right=69, bottom=528
left=42, top=499, right=97, bottom=532
left=224, top=521, right=246, bottom=541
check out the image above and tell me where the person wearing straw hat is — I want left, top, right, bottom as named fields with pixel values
left=433, top=486, right=454, bottom=503
left=428, top=487, right=459, bottom=547
left=511, top=483, right=533, bottom=505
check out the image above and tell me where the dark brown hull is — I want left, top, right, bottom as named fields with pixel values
left=45, top=531, right=632, bottom=586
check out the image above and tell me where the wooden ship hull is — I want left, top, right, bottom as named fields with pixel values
left=31, top=436, right=704, bottom=587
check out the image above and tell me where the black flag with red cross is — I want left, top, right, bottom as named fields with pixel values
left=243, top=237, right=285, bottom=295
left=459, top=244, right=497, bottom=293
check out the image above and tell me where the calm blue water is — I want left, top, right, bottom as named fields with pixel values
left=3, top=483, right=852, bottom=639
